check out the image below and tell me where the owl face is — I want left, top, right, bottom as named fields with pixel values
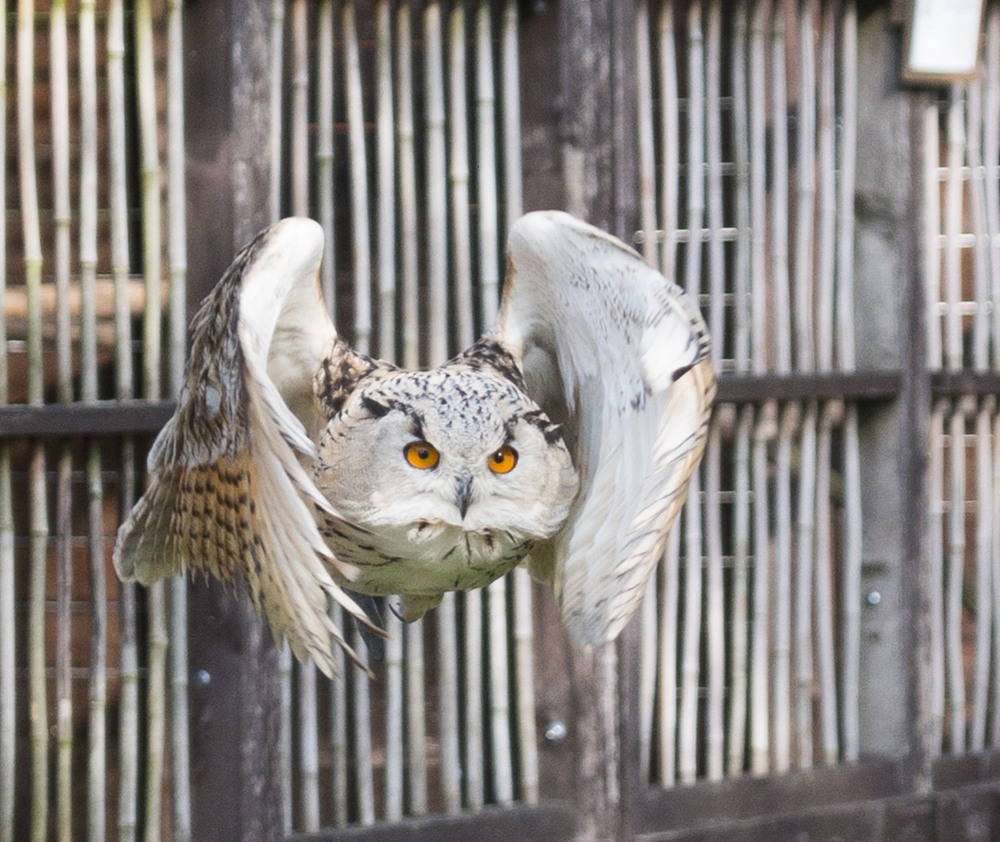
left=314, top=367, right=579, bottom=546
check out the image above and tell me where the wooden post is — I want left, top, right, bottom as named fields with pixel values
left=183, top=2, right=284, bottom=839
left=852, top=6, right=933, bottom=793
left=522, top=1, right=642, bottom=838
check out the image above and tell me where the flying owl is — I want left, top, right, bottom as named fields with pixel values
left=114, top=211, right=715, bottom=677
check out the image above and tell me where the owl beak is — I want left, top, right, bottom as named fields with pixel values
left=455, top=471, right=474, bottom=520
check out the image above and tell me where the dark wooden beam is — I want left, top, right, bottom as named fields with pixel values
left=0, top=401, right=174, bottom=438
left=4, top=368, right=995, bottom=442
left=288, top=803, right=576, bottom=842
left=183, top=2, right=284, bottom=840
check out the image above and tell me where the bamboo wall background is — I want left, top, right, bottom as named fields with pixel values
left=924, top=3, right=1000, bottom=758
left=2, top=1, right=1000, bottom=841
left=636, top=0, right=863, bottom=784
left=3, top=1, right=188, bottom=840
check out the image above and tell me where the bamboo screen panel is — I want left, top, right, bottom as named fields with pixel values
left=2, top=1, right=189, bottom=841
left=269, top=0, right=532, bottom=831
left=923, top=1, right=1000, bottom=758
left=634, top=0, right=864, bottom=784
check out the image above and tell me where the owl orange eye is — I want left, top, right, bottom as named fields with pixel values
left=488, top=445, right=518, bottom=474
left=404, top=441, right=440, bottom=470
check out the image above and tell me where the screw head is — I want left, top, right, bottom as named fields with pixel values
left=544, top=720, right=568, bottom=743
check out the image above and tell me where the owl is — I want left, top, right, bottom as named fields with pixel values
left=114, top=211, right=715, bottom=677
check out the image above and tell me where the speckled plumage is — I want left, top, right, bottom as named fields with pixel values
left=114, top=212, right=715, bottom=677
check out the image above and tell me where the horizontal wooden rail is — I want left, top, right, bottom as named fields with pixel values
left=0, top=400, right=175, bottom=438
left=0, top=370, right=997, bottom=440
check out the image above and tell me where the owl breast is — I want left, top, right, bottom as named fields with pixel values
left=318, top=512, right=534, bottom=598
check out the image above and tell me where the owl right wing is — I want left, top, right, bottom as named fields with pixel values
left=498, top=211, right=715, bottom=647
left=113, top=218, right=378, bottom=677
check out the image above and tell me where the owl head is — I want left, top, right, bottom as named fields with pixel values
left=314, top=366, right=579, bottom=542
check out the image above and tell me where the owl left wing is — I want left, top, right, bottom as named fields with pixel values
left=497, top=211, right=715, bottom=646
left=114, top=218, right=376, bottom=677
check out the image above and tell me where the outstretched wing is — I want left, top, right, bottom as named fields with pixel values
left=113, top=217, right=378, bottom=677
left=498, top=211, right=715, bottom=646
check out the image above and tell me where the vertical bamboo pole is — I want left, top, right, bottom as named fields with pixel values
left=288, top=3, right=321, bottom=832
left=75, top=20, right=105, bottom=810
left=396, top=4, right=428, bottom=816
left=837, top=1, right=862, bottom=763
left=316, top=0, right=336, bottom=309
left=657, top=528, right=681, bottom=786
left=108, top=0, right=139, bottom=834
left=987, top=7, right=1000, bottom=372
left=477, top=0, right=501, bottom=325
left=794, top=0, right=818, bottom=771
left=703, top=0, right=725, bottom=784
left=449, top=2, right=474, bottom=348
left=270, top=0, right=285, bottom=223
left=376, top=0, right=397, bottom=360
left=726, top=3, right=752, bottom=778
left=0, top=0, right=10, bottom=833
left=657, top=0, right=679, bottom=279
left=50, top=4, right=75, bottom=838
left=984, top=4, right=1000, bottom=750
left=947, top=403, right=968, bottom=754
left=972, top=396, right=995, bottom=750
left=966, top=72, right=992, bottom=752
left=373, top=0, right=405, bottom=820
left=921, top=92, right=947, bottom=755
left=28, top=445, right=48, bottom=842
left=384, top=608, right=405, bottom=821
left=944, top=87, right=967, bottom=754
left=329, top=605, right=348, bottom=826
left=635, top=0, right=658, bottom=778
left=501, top=0, right=523, bottom=231
left=729, top=407, right=753, bottom=777
left=352, top=626, right=375, bottom=825
left=501, top=0, right=539, bottom=804
left=447, top=3, right=484, bottom=811
left=770, top=0, right=795, bottom=775
left=929, top=398, right=947, bottom=754
left=749, top=0, right=773, bottom=778
left=677, top=1, right=704, bottom=786
left=636, top=0, right=656, bottom=265
left=813, top=0, right=840, bottom=767
left=141, top=16, right=168, bottom=842
left=398, top=1, right=421, bottom=371
left=137, top=3, right=168, bottom=835
left=274, top=1, right=292, bottom=827
left=405, top=620, right=428, bottom=816
left=18, top=2, right=49, bottom=838
left=425, top=1, right=449, bottom=366
left=166, top=1, right=190, bottom=836
left=477, top=3, right=514, bottom=806
left=425, top=1, right=461, bottom=814
left=345, top=0, right=373, bottom=355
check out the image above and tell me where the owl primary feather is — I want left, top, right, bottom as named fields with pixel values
left=114, top=211, right=715, bottom=677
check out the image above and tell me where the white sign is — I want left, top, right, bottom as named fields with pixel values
left=906, top=0, right=984, bottom=81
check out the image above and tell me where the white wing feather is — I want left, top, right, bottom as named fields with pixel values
left=114, top=218, right=376, bottom=677
left=498, top=211, right=715, bottom=645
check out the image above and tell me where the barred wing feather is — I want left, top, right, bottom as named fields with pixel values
left=113, top=218, right=376, bottom=677
left=498, top=211, right=715, bottom=645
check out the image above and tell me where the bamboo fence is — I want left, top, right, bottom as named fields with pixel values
left=638, top=0, right=866, bottom=783
left=3, top=1, right=1000, bottom=839
left=923, top=2, right=1000, bottom=758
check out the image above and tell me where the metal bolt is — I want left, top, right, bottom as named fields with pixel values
left=544, top=719, right=568, bottom=743
left=866, top=590, right=881, bottom=606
